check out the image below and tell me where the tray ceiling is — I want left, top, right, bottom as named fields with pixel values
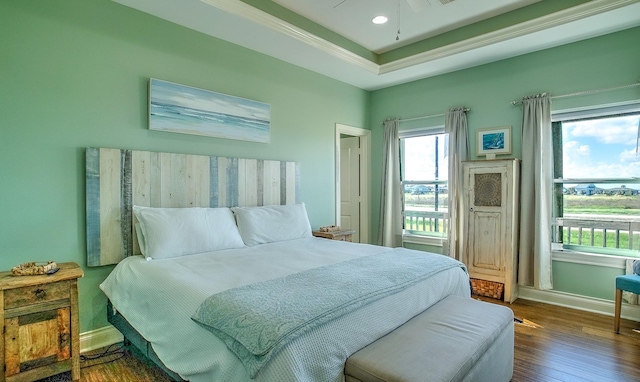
left=111, top=0, right=640, bottom=90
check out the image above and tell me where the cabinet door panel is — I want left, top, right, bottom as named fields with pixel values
left=469, top=211, right=503, bottom=273
left=4, top=307, right=71, bottom=377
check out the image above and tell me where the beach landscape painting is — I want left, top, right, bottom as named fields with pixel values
left=149, top=79, right=270, bottom=143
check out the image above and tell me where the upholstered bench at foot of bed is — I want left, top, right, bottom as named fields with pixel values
left=344, top=295, right=514, bottom=382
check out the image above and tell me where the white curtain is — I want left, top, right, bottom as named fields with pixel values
left=518, top=94, right=553, bottom=290
left=378, top=118, right=402, bottom=247
left=623, top=259, right=639, bottom=305
left=444, top=108, right=469, bottom=261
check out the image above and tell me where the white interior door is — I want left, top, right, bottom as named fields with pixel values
left=340, top=136, right=360, bottom=242
left=335, top=124, right=370, bottom=244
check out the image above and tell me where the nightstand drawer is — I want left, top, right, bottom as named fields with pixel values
left=4, top=280, right=70, bottom=309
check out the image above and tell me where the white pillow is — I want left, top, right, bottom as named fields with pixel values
left=135, top=223, right=147, bottom=256
left=133, top=206, right=245, bottom=260
left=232, top=203, right=312, bottom=246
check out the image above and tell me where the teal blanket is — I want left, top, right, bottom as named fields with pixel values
left=191, top=248, right=466, bottom=378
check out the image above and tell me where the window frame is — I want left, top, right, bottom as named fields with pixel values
left=399, top=126, right=449, bottom=246
left=551, top=101, right=640, bottom=259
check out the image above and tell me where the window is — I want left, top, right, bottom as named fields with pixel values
left=399, top=128, right=449, bottom=241
left=552, top=103, right=640, bottom=258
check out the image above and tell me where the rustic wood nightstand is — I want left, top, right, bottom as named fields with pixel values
left=312, top=229, right=356, bottom=242
left=0, top=262, right=83, bottom=382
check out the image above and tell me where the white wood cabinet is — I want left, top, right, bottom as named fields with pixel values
left=462, top=159, right=520, bottom=303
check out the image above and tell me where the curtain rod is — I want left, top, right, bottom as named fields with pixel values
left=510, top=81, right=640, bottom=105
left=382, top=108, right=470, bottom=124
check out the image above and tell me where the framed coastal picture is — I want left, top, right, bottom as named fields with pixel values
left=477, top=126, right=511, bottom=156
left=148, top=78, right=271, bottom=143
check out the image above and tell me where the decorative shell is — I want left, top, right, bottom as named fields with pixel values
left=319, top=225, right=342, bottom=232
left=11, top=261, right=58, bottom=276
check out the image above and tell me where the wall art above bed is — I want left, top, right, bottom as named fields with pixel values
left=85, top=147, right=299, bottom=266
left=149, top=78, right=271, bottom=143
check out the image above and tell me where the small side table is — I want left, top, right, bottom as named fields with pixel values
left=0, top=262, right=83, bottom=381
left=312, top=229, right=356, bottom=242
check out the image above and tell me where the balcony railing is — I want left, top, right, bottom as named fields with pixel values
left=403, top=210, right=448, bottom=237
left=404, top=212, right=639, bottom=253
left=554, top=216, right=640, bottom=254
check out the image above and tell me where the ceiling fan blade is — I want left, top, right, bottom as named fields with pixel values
left=333, top=0, right=365, bottom=9
left=405, top=0, right=430, bottom=13
left=333, top=0, right=347, bottom=8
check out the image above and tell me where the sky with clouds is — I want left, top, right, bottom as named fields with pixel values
left=562, top=114, right=640, bottom=187
left=403, top=133, right=448, bottom=181
left=403, top=114, right=640, bottom=190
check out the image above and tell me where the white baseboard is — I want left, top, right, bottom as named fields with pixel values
left=80, top=324, right=123, bottom=353
left=519, top=286, right=640, bottom=321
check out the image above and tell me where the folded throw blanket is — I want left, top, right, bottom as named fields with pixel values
left=191, top=248, right=467, bottom=378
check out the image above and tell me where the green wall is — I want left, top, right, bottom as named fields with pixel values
left=552, top=261, right=624, bottom=299
left=370, top=26, right=640, bottom=300
left=2, top=0, right=638, bottom=336
left=0, top=0, right=369, bottom=332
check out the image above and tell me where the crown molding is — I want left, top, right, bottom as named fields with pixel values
left=200, top=0, right=640, bottom=77
left=381, top=0, right=640, bottom=74
left=111, top=0, right=640, bottom=89
left=200, top=0, right=379, bottom=74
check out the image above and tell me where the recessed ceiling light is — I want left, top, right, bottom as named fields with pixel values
left=372, top=15, right=388, bottom=25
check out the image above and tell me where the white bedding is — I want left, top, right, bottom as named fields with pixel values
left=100, top=238, right=470, bottom=382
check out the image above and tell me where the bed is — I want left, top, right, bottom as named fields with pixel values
left=88, top=147, right=472, bottom=381
left=100, top=236, right=469, bottom=382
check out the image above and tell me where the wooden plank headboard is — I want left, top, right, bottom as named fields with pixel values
left=86, top=147, right=300, bottom=267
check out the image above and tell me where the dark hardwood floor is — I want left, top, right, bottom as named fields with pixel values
left=487, top=297, right=640, bottom=382
left=35, top=343, right=174, bottom=382
left=37, top=298, right=639, bottom=382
